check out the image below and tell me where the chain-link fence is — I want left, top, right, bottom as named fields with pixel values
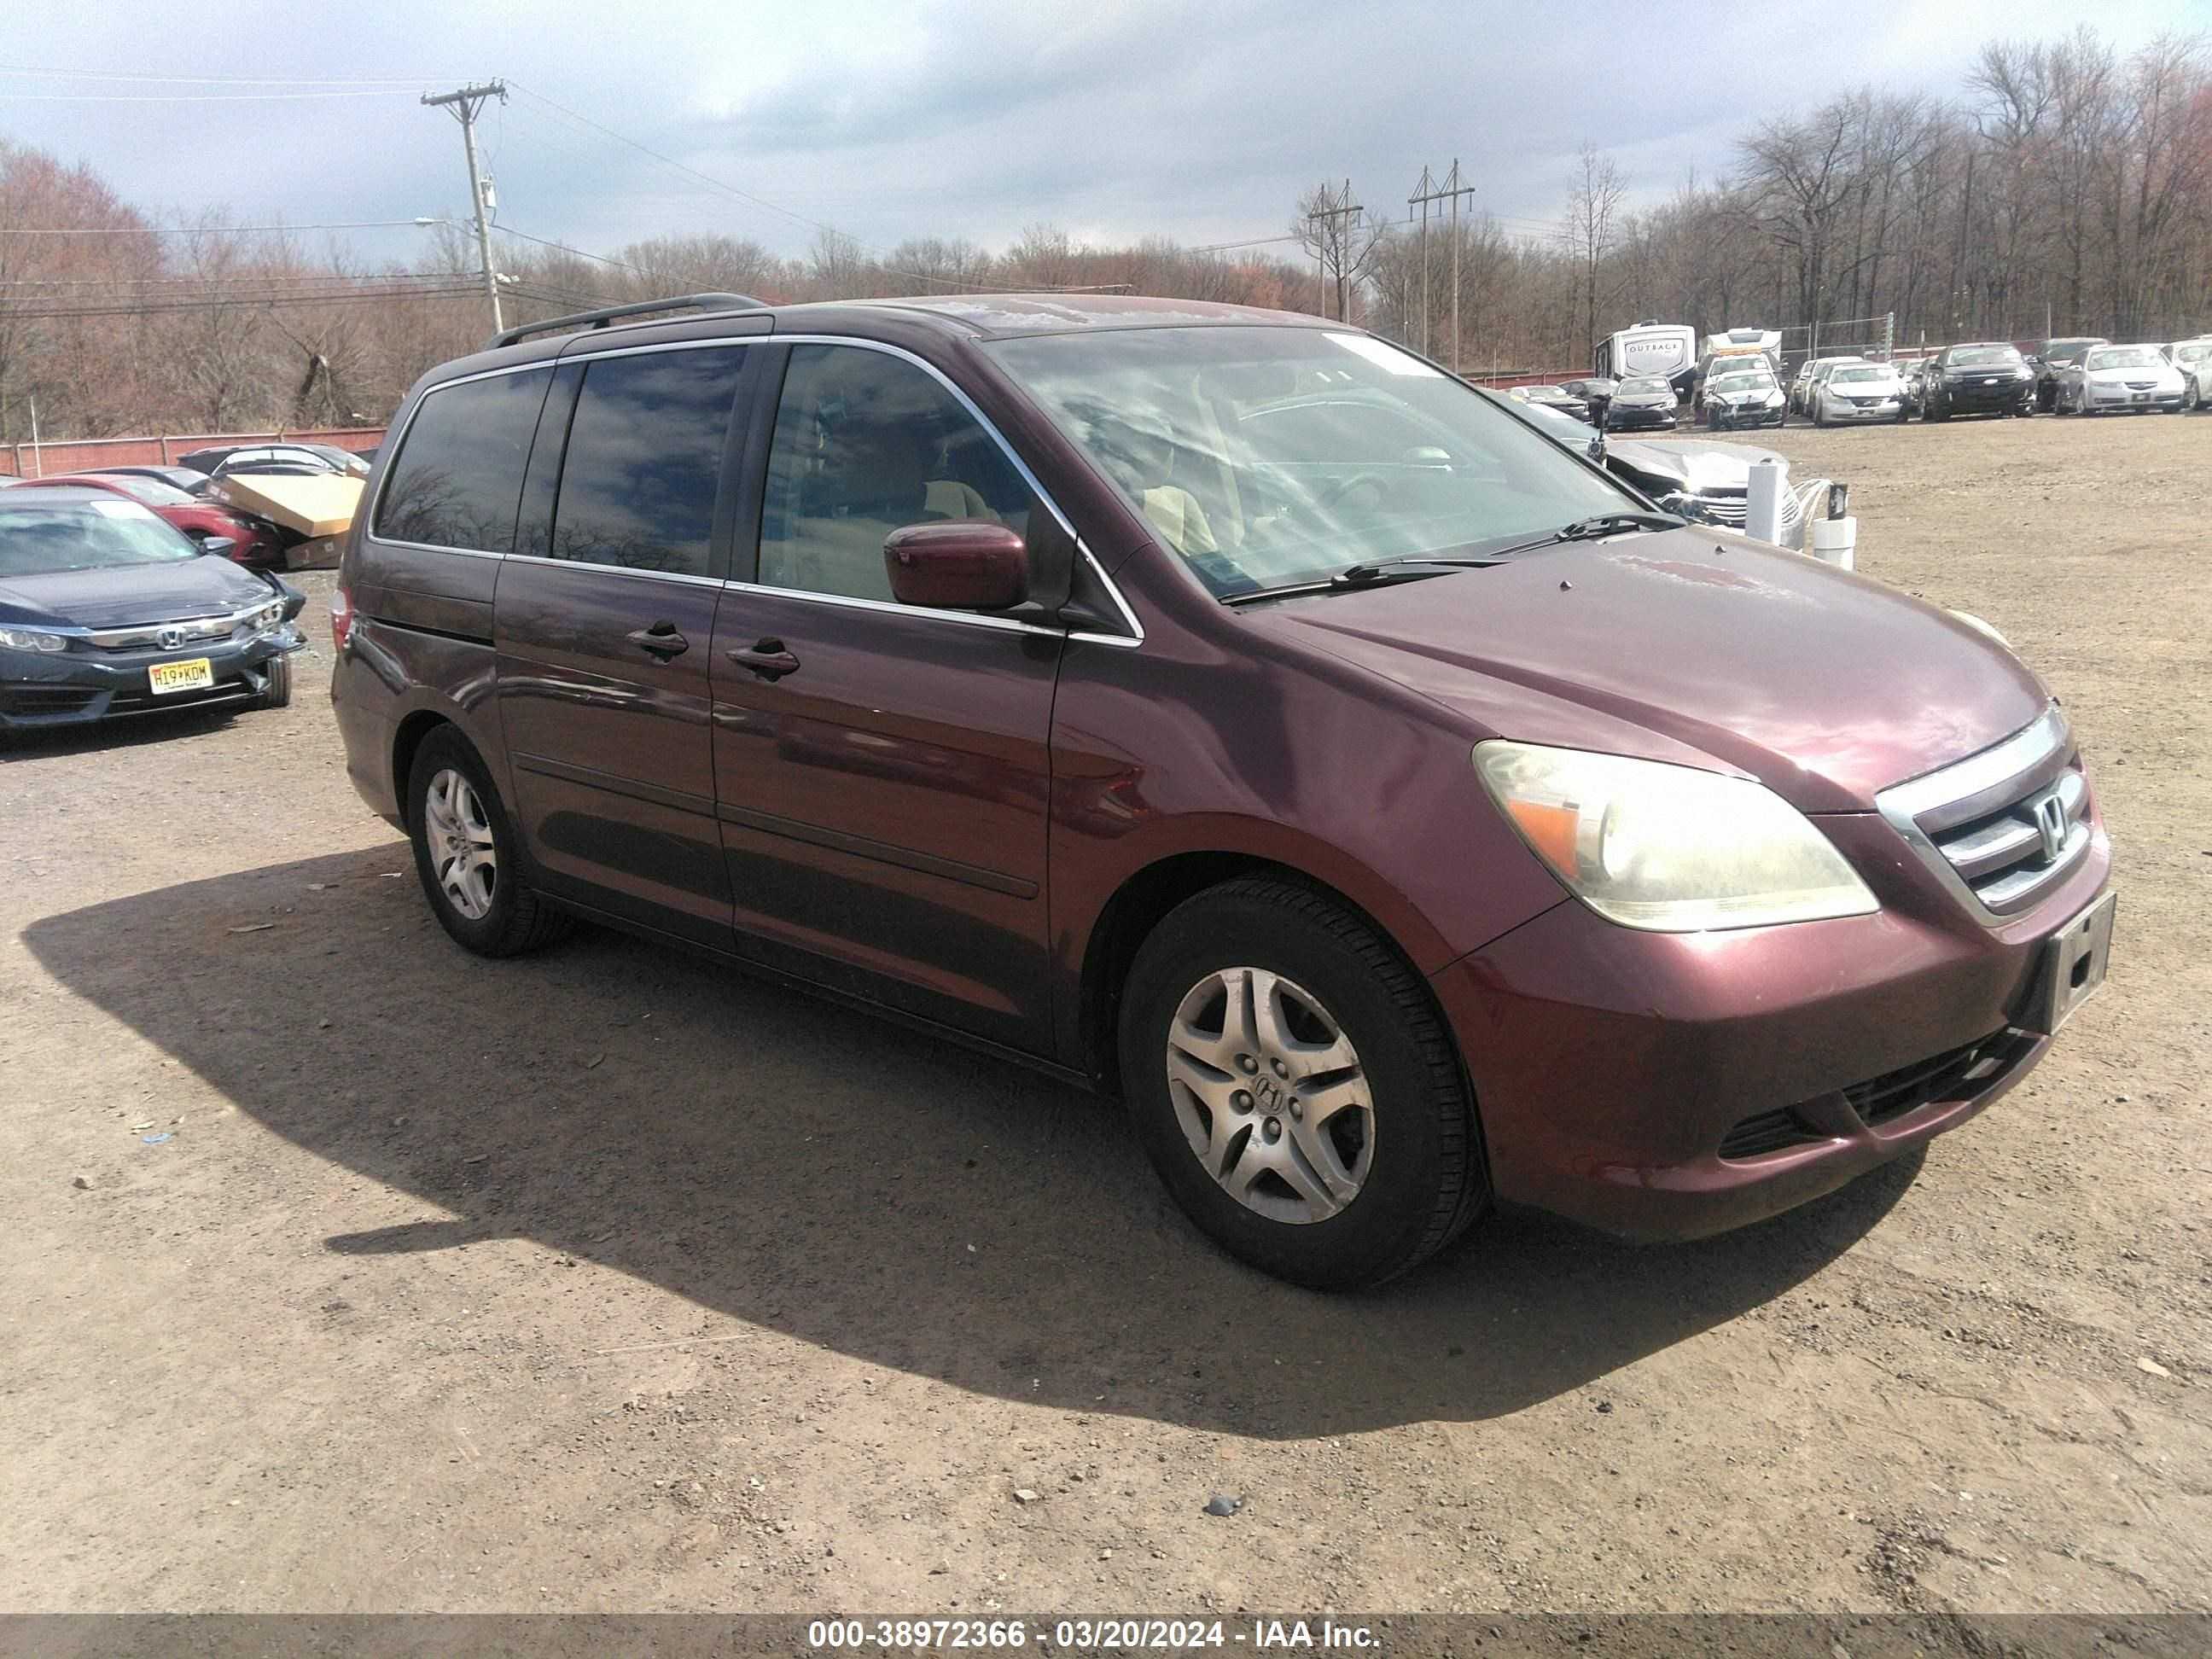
left=1777, top=315, right=1897, bottom=374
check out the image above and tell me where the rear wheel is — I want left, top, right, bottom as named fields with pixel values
left=1118, top=878, right=1487, bottom=1289
left=406, top=726, right=573, bottom=958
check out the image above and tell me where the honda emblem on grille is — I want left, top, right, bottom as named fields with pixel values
left=156, top=626, right=186, bottom=651
left=2034, top=790, right=2069, bottom=862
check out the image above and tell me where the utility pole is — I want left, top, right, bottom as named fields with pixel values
left=1410, top=166, right=1435, bottom=355
left=422, top=80, right=508, bottom=335
left=1304, top=181, right=1365, bottom=322
left=1408, top=161, right=1477, bottom=370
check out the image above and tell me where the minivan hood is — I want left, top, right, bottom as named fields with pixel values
left=1251, top=528, right=2049, bottom=811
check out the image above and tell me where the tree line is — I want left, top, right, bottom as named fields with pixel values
left=2, top=25, right=2204, bottom=444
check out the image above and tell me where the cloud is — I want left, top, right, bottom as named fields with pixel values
left=4, top=0, right=2203, bottom=265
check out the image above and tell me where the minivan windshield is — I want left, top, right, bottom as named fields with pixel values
left=2086, top=346, right=2162, bottom=370
left=1831, top=366, right=1894, bottom=384
left=0, top=499, right=198, bottom=577
left=1617, top=377, right=1671, bottom=395
left=987, top=328, right=1633, bottom=597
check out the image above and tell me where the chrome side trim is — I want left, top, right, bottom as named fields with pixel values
left=366, top=333, right=1148, bottom=649
left=730, top=580, right=1060, bottom=637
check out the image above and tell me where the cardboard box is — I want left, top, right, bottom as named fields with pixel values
left=212, top=474, right=364, bottom=539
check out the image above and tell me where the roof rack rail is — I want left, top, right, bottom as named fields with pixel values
left=488, top=292, right=767, bottom=351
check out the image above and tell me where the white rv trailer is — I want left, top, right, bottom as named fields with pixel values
left=1595, top=321, right=1698, bottom=399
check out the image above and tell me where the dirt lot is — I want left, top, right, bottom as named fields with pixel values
left=2, top=410, right=2206, bottom=1618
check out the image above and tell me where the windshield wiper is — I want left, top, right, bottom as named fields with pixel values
left=1219, top=556, right=1492, bottom=607
left=1482, top=510, right=1685, bottom=559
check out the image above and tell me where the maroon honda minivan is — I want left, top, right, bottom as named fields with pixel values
left=332, top=294, right=2114, bottom=1287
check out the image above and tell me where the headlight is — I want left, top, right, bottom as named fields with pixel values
left=1472, top=741, right=1878, bottom=932
left=242, top=601, right=284, bottom=633
left=0, top=626, right=68, bottom=653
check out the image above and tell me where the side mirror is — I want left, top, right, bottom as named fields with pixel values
left=198, top=536, right=237, bottom=559
left=882, top=520, right=1029, bottom=611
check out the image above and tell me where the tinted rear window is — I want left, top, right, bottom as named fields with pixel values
left=547, top=347, right=747, bottom=576
left=375, top=368, right=552, bottom=552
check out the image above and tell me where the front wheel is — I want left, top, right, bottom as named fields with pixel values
left=258, top=650, right=294, bottom=708
left=407, top=726, right=573, bottom=958
left=1118, top=878, right=1487, bottom=1289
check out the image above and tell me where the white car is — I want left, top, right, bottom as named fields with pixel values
left=2168, top=338, right=2212, bottom=410
left=1810, top=363, right=1906, bottom=425
left=1699, top=368, right=1786, bottom=431
left=2057, top=344, right=2187, bottom=415
left=1790, top=355, right=1864, bottom=415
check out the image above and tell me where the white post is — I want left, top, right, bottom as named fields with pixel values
left=1745, top=457, right=1787, bottom=544
left=1810, top=515, right=1858, bottom=571
left=27, top=395, right=40, bottom=478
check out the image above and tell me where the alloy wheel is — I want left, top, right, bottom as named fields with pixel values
left=1164, top=967, right=1376, bottom=1225
left=423, top=767, right=498, bottom=921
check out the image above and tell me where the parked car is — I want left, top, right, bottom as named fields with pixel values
left=2163, top=338, right=2212, bottom=409
left=1796, top=358, right=1866, bottom=419
left=1602, top=375, right=1678, bottom=431
left=177, top=443, right=369, bottom=480
left=1919, top=343, right=2035, bottom=421
left=1895, top=358, right=1934, bottom=417
left=1809, top=362, right=1908, bottom=425
left=1514, top=384, right=1592, bottom=422
left=79, top=464, right=217, bottom=496
left=1698, top=364, right=1786, bottom=430
left=6, top=471, right=286, bottom=565
left=335, top=292, right=2112, bottom=1289
left=2053, top=343, right=2188, bottom=415
left=2027, top=338, right=2107, bottom=411
left=1786, top=357, right=1854, bottom=415
left=0, top=485, right=304, bottom=731
left=1559, top=377, right=1616, bottom=426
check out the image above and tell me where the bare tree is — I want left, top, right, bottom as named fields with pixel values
left=1560, top=143, right=1626, bottom=358
left=1293, top=180, right=1388, bottom=321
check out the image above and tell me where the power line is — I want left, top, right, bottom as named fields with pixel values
left=504, top=83, right=1063, bottom=294
left=0, top=88, right=423, bottom=103
left=492, top=224, right=645, bottom=272
left=0, top=65, right=446, bottom=86
left=3, top=284, right=484, bottom=322
left=3, top=220, right=443, bottom=236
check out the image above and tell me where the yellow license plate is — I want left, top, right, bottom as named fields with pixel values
left=148, top=657, right=214, bottom=696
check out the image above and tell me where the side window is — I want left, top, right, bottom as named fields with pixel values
left=758, top=343, right=1033, bottom=602
left=375, top=368, right=552, bottom=553
left=547, top=346, right=746, bottom=577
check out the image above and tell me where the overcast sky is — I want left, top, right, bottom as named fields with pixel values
left=6, top=0, right=2206, bottom=271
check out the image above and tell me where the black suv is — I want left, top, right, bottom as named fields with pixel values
left=1918, top=343, right=2035, bottom=422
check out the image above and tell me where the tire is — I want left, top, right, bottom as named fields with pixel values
left=258, top=650, right=294, bottom=709
left=1812, top=402, right=1827, bottom=428
left=1117, top=877, right=1487, bottom=1289
left=405, top=725, right=573, bottom=958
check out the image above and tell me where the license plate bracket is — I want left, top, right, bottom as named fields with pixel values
left=148, top=657, right=214, bottom=696
left=2023, top=890, right=2116, bottom=1035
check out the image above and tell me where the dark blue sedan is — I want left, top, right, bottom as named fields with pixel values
left=0, top=485, right=305, bottom=731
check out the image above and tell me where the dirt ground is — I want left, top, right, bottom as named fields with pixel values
left=1, top=410, right=2206, bottom=1619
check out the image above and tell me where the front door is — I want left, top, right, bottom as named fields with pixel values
left=495, top=343, right=753, bottom=946
left=710, top=341, right=1063, bottom=1053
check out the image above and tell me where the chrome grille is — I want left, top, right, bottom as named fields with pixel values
left=1876, top=707, right=2091, bottom=920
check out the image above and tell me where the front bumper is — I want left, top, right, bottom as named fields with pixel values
left=1607, top=407, right=1677, bottom=430
left=2085, top=388, right=2185, bottom=410
left=1939, top=381, right=2034, bottom=411
left=0, top=627, right=301, bottom=729
left=1430, top=807, right=2110, bottom=1241
left=1708, top=404, right=1784, bottom=428
left=1823, top=399, right=1904, bottom=422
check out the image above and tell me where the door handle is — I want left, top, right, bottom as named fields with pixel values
left=626, top=621, right=689, bottom=658
left=726, top=637, right=801, bottom=681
